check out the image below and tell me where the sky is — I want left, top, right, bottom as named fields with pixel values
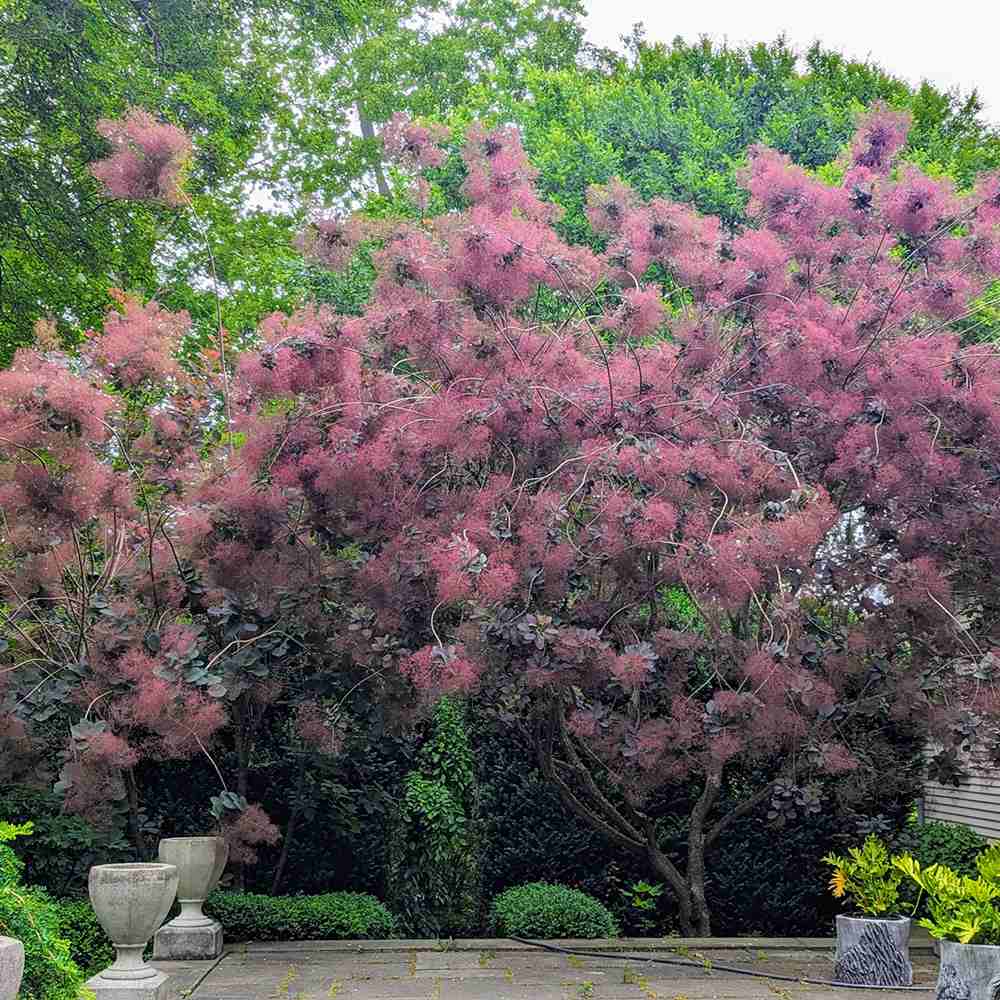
left=582, top=1, right=1000, bottom=126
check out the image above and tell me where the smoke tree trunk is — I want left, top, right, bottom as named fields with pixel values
left=124, top=768, right=149, bottom=859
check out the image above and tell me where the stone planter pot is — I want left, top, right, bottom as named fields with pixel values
left=936, top=940, right=1000, bottom=1000
left=0, top=936, right=24, bottom=1000
left=157, top=836, right=228, bottom=928
left=834, top=914, right=913, bottom=986
left=88, top=863, right=178, bottom=981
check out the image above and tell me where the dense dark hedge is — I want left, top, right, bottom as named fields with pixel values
left=894, top=819, right=987, bottom=876
left=2, top=701, right=971, bottom=939
left=0, top=786, right=131, bottom=898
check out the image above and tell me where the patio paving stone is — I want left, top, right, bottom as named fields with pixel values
left=146, top=937, right=940, bottom=1000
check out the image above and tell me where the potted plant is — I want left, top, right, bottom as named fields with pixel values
left=895, top=844, right=1000, bottom=1000
left=823, top=834, right=913, bottom=986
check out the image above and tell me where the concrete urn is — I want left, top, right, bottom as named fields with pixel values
left=88, top=863, right=179, bottom=981
left=834, top=914, right=913, bottom=986
left=157, top=837, right=228, bottom=927
left=0, top=936, right=24, bottom=1000
left=935, top=940, right=1000, bottom=1000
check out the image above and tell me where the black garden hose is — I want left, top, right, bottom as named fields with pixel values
left=509, top=936, right=935, bottom=991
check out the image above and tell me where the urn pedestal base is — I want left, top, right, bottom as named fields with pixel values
left=0, top=936, right=25, bottom=1000
left=86, top=970, right=171, bottom=1000
left=153, top=919, right=224, bottom=960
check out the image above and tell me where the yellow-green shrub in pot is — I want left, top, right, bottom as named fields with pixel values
left=823, top=835, right=913, bottom=986
left=895, top=844, right=1000, bottom=1000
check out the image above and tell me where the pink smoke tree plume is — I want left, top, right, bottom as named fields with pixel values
left=89, top=107, right=192, bottom=207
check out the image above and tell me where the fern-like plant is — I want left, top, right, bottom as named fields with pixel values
left=894, top=844, right=1000, bottom=944
left=0, top=822, right=93, bottom=1000
left=823, top=835, right=905, bottom=917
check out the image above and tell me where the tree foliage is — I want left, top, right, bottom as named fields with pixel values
left=0, top=0, right=593, bottom=365
left=5, top=103, right=1000, bottom=936
left=460, top=36, right=1000, bottom=240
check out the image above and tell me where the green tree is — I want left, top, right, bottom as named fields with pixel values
left=0, top=0, right=594, bottom=364
left=449, top=35, right=1000, bottom=239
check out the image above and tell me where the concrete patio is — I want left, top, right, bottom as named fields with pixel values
left=152, top=936, right=940, bottom=999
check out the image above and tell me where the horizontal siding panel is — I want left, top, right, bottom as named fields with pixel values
left=924, top=785, right=1000, bottom=804
left=922, top=813, right=1000, bottom=840
left=926, top=771, right=1000, bottom=786
left=925, top=783, right=1000, bottom=798
left=924, top=801, right=1000, bottom=828
left=924, top=768, right=1000, bottom=839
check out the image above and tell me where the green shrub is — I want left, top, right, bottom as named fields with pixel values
left=0, top=786, right=132, bottom=898
left=0, top=822, right=90, bottom=1000
left=204, top=890, right=396, bottom=941
left=51, top=899, right=114, bottom=976
left=386, top=696, right=482, bottom=936
left=490, top=882, right=619, bottom=939
left=894, top=820, right=987, bottom=876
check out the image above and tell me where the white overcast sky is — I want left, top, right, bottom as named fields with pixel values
left=582, top=1, right=1000, bottom=126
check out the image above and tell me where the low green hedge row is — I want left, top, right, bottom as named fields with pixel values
left=203, top=890, right=397, bottom=941
left=490, top=882, right=619, bottom=939
left=46, top=880, right=616, bottom=961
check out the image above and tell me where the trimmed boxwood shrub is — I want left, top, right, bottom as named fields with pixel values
left=204, top=890, right=396, bottom=942
left=490, top=882, right=619, bottom=939
left=52, top=899, right=115, bottom=976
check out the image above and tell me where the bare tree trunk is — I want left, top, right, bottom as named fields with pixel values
left=687, top=765, right=722, bottom=936
left=358, top=103, right=390, bottom=198
left=535, top=697, right=706, bottom=934
left=645, top=836, right=696, bottom=936
left=124, top=768, right=149, bottom=859
left=233, top=702, right=250, bottom=891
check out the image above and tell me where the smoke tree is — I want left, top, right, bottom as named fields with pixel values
left=284, top=109, right=1000, bottom=933
left=3, top=105, right=1000, bottom=931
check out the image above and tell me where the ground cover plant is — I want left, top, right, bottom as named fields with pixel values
left=3, top=97, right=1000, bottom=939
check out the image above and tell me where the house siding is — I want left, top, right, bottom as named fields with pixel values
left=924, top=770, right=1000, bottom=840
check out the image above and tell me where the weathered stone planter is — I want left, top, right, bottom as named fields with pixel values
left=936, top=940, right=1000, bottom=1000
left=834, top=914, right=913, bottom=986
left=87, top=862, right=178, bottom=1000
left=0, top=936, right=24, bottom=1000
left=153, top=836, right=228, bottom=960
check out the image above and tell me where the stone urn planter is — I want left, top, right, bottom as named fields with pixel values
left=935, top=940, right=1000, bottom=1000
left=157, top=837, right=228, bottom=927
left=0, top=936, right=24, bottom=1000
left=153, top=836, right=228, bottom=960
left=834, top=914, right=913, bottom=986
left=87, top=862, right=178, bottom=999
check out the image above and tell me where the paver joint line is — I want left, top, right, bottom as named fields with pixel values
left=180, top=950, right=229, bottom=997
